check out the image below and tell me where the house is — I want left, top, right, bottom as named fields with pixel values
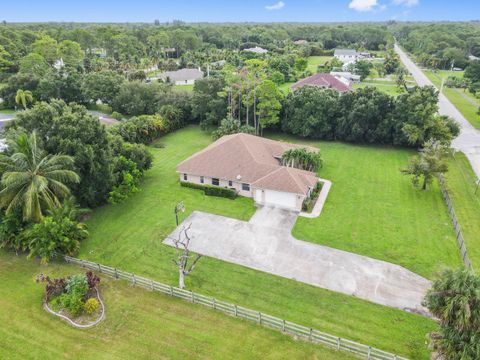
left=334, top=49, right=358, bottom=62
left=291, top=73, right=352, bottom=92
left=177, top=133, right=319, bottom=211
left=330, top=71, right=361, bottom=83
left=154, top=68, right=204, bottom=85
left=243, top=46, right=268, bottom=54
left=294, top=39, right=308, bottom=45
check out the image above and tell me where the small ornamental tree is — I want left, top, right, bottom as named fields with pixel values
left=402, top=139, right=450, bottom=190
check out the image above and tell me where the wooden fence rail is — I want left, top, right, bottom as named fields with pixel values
left=438, top=175, right=473, bottom=270
left=64, top=255, right=408, bottom=360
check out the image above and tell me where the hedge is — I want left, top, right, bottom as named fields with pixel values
left=180, top=181, right=237, bottom=200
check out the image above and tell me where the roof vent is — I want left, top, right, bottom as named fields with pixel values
left=236, top=175, right=242, bottom=180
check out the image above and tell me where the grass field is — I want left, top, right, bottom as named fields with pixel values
left=0, top=253, right=358, bottom=360
left=175, top=84, right=194, bottom=91
left=267, top=134, right=461, bottom=278
left=353, top=83, right=403, bottom=96
left=0, top=108, right=15, bottom=114
left=76, top=126, right=440, bottom=359
left=423, top=69, right=480, bottom=128
left=278, top=81, right=294, bottom=94
left=445, top=153, right=480, bottom=270
left=307, top=56, right=333, bottom=73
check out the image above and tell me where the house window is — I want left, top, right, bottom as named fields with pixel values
left=212, top=178, right=220, bottom=186
left=200, top=176, right=204, bottom=184
left=242, top=183, right=250, bottom=191
left=228, top=180, right=233, bottom=187
left=183, top=173, right=188, bottom=181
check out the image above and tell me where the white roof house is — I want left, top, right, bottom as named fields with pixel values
left=153, top=68, right=204, bottom=85
left=243, top=46, right=268, bottom=54
left=330, top=71, right=361, bottom=83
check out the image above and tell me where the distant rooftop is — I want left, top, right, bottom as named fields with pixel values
left=334, top=49, right=357, bottom=56
left=243, top=46, right=268, bottom=54
left=154, top=68, right=203, bottom=82
left=292, top=73, right=352, bottom=92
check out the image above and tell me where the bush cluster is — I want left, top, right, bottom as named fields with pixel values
left=180, top=181, right=237, bottom=199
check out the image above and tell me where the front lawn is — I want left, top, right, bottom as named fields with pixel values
left=80, top=126, right=437, bottom=359
left=307, top=56, right=333, bottom=73
left=268, top=134, right=461, bottom=278
left=0, top=253, right=356, bottom=360
left=444, top=152, right=480, bottom=270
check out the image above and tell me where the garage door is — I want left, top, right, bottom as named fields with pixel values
left=263, top=189, right=297, bottom=209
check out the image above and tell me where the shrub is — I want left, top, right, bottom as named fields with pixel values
left=204, top=185, right=237, bottom=199
left=58, top=292, right=84, bottom=317
left=86, top=271, right=100, bottom=289
left=83, top=298, right=100, bottom=315
left=180, top=181, right=237, bottom=199
left=65, top=274, right=89, bottom=297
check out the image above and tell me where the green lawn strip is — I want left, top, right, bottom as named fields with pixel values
left=266, top=134, right=460, bottom=278
left=174, top=84, right=194, bottom=91
left=80, top=126, right=437, bottom=359
left=0, top=253, right=356, bottom=360
left=423, top=70, right=480, bottom=128
left=279, top=81, right=294, bottom=94
left=0, top=108, right=16, bottom=114
left=307, top=56, right=333, bottom=73
left=353, top=83, right=403, bottom=96
left=444, top=153, right=480, bottom=270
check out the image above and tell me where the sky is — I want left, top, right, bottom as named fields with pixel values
left=0, top=0, right=478, bottom=23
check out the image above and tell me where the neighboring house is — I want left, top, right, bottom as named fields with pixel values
left=334, top=49, right=358, bottom=62
left=153, top=68, right=204, bottom=85
left=243, top=46, right=269, bottom=54
left=330, top=71, right=361, bottom=83
left=291, top=73, right=352, bottom=92
left=468, top=54, right=479, bottom=61
left=293, top=39, right=308, bottom=45
left=177, top=133, right=319, bottom=211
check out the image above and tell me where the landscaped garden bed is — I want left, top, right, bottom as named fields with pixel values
left=37, top=271, right=105, bottom=328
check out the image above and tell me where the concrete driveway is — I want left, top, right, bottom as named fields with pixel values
left=164, top=207, right=430, bottom=314
left=395, top=44, right=480, bottom=179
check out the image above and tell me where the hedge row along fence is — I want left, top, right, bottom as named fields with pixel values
left=180, top=181, right=237, bottom=199
left=64, top=255, right=409, bottom=360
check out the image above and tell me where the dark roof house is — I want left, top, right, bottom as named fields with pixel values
left=291, top=73, right=352, bottom=92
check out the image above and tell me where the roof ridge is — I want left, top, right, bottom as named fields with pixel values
left=251, top=166, right=284, bottom=185
left=285, top=167, right=307, bottom=193
left=237, top=133, right=260, bottom=166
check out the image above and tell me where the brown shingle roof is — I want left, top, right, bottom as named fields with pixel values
left=291, top=73, right=352, bottom=92
left=177, top=133, right=318, bottom=195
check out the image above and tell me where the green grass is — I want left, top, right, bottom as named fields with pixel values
left=307, top=56, right=333, bottom=73
left=0, top=253, right=357, bottom=360
left=175, top=84, right=194, bottom=92
left=444, top=153, right=480, bottom=270
left=79, top=126, right=437, bottom=359
left=0, top=108, right=15, bottom=114
left=353, top=83, right=404, bottom=96
left=267, top=134, right=461, bottom=278
left=423, top=70, right=480, bottom=128
left=278, top=81, right=294, bottom=94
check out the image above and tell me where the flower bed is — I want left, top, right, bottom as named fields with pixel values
left=37, top=271, right=105, bottom=328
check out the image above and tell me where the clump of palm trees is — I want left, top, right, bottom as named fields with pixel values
left=281, top=147, right=323, bottom=172
left=423, top=268, right=480, bottom=360
left=0, top=131, right=87, bottom=263
left=15, top=89, right=34, bottom=110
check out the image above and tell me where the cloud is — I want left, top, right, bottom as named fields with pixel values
left=348, top=0, right=379, bottom=12
left=265, top=1, right=285, bottom=10
left=392, top=0, right=419, bottom=7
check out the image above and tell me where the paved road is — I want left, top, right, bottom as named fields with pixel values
left=165, top=208, right=431, bottom=314
left=394, top=44, right=480, bottom=179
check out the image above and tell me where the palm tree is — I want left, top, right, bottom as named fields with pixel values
left=15, top=89, right=34, bottom=110
left=0, top=131, right=80, bottom=222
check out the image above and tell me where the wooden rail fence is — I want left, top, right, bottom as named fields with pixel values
left=438, top=175, right=473, bottom=270
left=64, top=255, right=408, bottom=360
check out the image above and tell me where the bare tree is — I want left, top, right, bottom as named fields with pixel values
left=171, top=224, right=202, bottom=289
